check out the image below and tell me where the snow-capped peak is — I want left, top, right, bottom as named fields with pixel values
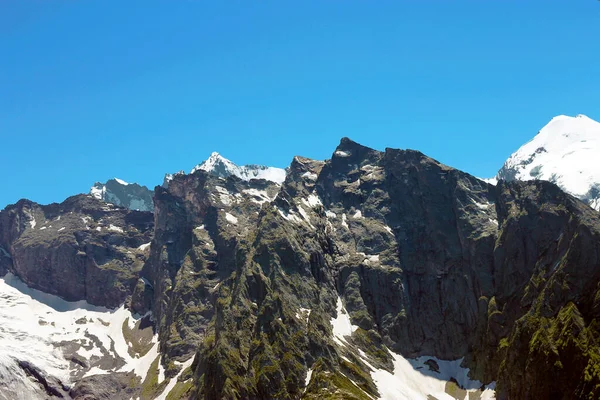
left=496, top=114, right=600, bottom=210
left=190, top=152, right=286, bottom=184
left=114, top=178, right=129, bottom=186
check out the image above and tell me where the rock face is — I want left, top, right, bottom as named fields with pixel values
left=0, top=194, right=153, bottom=307
left=90, top=178, right=154, bottom=212
left=142, top=138, right=600, bottom=399
left=495, top=114, right=600, bottom=210
left=2, top=136, right=600, bottom=399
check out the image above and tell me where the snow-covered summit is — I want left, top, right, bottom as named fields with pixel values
left=90, top=178, right=154, bottom=212
left=496, top=114, right=600, bottom=210
left=190, top=152, right=286, bottom=184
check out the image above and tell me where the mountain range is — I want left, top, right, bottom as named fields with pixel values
left=0, top=114, right=599, bottom=400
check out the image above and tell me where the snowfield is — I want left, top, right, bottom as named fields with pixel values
left=0, top=273, right=160, bottom=399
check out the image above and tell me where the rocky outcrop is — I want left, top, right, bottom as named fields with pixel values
left=0, top=194, right=153, bottom=307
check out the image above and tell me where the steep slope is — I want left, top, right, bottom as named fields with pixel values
left=91, top=178, right=154, bottom=212
left=145, top=138, right=500, bottom=399
left=496, top=114, right=600, bottom=210
left=2, top=137, right=600, bottom=399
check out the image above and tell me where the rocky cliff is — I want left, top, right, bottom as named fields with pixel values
left=1, top=138, right=600, bottom=399
left=0, top=194, right=153, bottom=307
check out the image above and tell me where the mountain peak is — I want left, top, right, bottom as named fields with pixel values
left=190, top=152, right=286, bottom=184
left=89, top=179, right=153, bottom=212
left=496, top=113, right=600, bottom=210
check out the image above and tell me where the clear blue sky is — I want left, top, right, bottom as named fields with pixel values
left=1, top=1, right=599, bottom=208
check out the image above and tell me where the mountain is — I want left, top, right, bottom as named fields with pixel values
left=190, top=152, right=286, bottom=184
left=495, top=114, right=600, bottom=210
left=90, top=178, right=154, bottom=212
left=1, top=137, right=600, bottom=399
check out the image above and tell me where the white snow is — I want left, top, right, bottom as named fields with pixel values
left=57, top=227, right=65, bottom=232
left=301, top=171, right=318, bottom=181
left=364, top=254, right=379, bottom=264
left=497, top=114, right=600, bottom=210
left=90, top=184, right=105, bottom=200
left=325, top=210, right=337, bottom=219
left=0, top=273, right=159, bottom=399
left=114, top=178, right=129, bottom=186
left=215, top=186, right=235, bottom=206
left=330, top=297, right=358, bottom=346
left=341, top=213, right=349, bottom=229
left=335, top=150, right=350, bottom=157
left=353, top=210, right=363, bottom=218
left=305, top=368, right=313, bottom=387
left=383, top=225, right=393, bottom=235
left=192, top=152, right=286, bottom=184
left=155, top=357, right=194, bottom=400
left=276, top=207, right=303, bottom=224
left=225, top=213, right=238, bottom=224
left=39, top=226, right=47, bottom=230
left=243, top=188, right=275, bottom=205
left=138, top=242, right=151, bottom=251
left=472, top=199, right=491, bottom=210
left=301, top=194, right=322, bottom=208
left=296, top=307, right=311, bottom=323
left=481, top=177, right=498, bottom=185
left=108, top=224, right=124, bottom=232
left=157, top=358, right=166, bottom=384
left=194, top=225, right=205, bottom=230
left=364, top=352, right=496, bottom=400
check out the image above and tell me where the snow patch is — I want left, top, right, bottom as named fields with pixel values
left=305, top=368, right=313, bottom=388
left=243, top=188, right=274, bottom=205
left=341, top=213, right=349, bottom=229
left=155, top=356, right=195, bottom=400
left=114, top=178, right=129, bottom=186
left=301, top=194, right=323, bottom=208
left=225, top=213, right=238, bottom=224
left=335, top=150, right=350, bottom=157
left=301, top=171, right=318, bottom=181
left=361, top=351, right=496, bottom=400
left=330, top=297, right=358, bottom=346
left=108, top=224, right=124, bottom=233
left=138, top=242, right=151, bottom=251
left=353, top=210, right=363, bottom=218
left=296, top=307, right=311, bottom=323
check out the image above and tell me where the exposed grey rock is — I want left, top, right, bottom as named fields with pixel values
left=0, top=194, right=153, bottom=307
left=90, top=179, right=154, bottom=212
